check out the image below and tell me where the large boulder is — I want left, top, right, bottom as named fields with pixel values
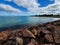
left=0, top=30, right=12, bottom=41
left=22, top=30, right=36, bottom=38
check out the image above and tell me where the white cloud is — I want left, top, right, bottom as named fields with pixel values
left=0, top=4, right=22, bottom=13
left=41, top=0, right=60, bottom=14
left=13, top=0, right=40, bottom=12
left=55, top=0, right=60, bottom=4
left=12, top=0, right=60, bottom=15
left=0, top=0, right=60, bottom=15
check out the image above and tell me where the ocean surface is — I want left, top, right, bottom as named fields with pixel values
left=0, top=16, right=60, bottom=28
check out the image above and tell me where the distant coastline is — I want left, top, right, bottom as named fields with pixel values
left=32, top=14, right=60, bottom=18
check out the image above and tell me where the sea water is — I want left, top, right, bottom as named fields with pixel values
left=0, top=16, right=60, bottom=28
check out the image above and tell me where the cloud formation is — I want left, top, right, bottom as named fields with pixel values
left=13, top=0, right=40, bottom=12
left=0, top=4, right=22, bottom=13
left=12, top=0, right=60, bottom=14
left=0, top=0, right=60, bottom=15
left=41, top=0, right=60, bottom=14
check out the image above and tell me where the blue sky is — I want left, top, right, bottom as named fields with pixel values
left=38, top=0, right=54, bottom=7
left=0, top=0, right=60, bottom=16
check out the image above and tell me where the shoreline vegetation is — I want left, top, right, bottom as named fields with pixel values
left=32, top=14, right=60, bottom=18
left=0, top=20, right=60, bottom=45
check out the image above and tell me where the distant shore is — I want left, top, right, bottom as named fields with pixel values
left=32, top=15, right=60, bottom=18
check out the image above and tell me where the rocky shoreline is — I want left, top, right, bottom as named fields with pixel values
left=0, top=20, right=60, bottom=45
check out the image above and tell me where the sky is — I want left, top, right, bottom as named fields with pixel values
left=0, top=0, right=60, bottom=16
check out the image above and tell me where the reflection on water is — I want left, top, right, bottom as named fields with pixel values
left=0, top=16, right=60, bottom=27
left=28, top=17, right=60, bottom=25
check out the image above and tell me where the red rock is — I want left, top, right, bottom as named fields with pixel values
left=44, top=44, right=53, bottom=45
left=31, top=28, right=37, bottom=36
left=37, top=27, right=42, bottom=35
left=0, top=30, right=12, bottom=41
left=45, top=34, right=53, bottom=42
left=22, top=30, right=36, bottom=38
left=53, top=33, right=60, bottom=43
left=27, top=39, right=38, bottom=45
left=42, top=29, right=51, bottom=34
left=54, top=26, right=60, bottom=30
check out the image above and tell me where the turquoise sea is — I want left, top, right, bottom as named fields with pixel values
left=0, top=16, right=60, bottom=30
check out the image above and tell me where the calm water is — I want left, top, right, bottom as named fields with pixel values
left=0, top=16, right=60, bottom=28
